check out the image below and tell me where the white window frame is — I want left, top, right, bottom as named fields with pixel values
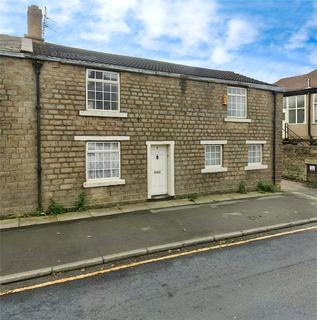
left=244, top=141, right=268, bottom=171
left=200, top=140, right=228, bottom=173
left=74, top=136, right=129, bottom=187
left=87, top=141, right=119, bottom=177
left=285, top=95, right=306, bottom=124
left=80, top=69, right=127, bottom=118
left=313, top=94, right=317, bottom=124
left=225, top=86, right=251, bottom=123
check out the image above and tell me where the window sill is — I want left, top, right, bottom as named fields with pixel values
left=201, top=167, right=228, bottom=173
left=224, top=117, right=251, bottom=123
left=83, top=178, right=126, bottom=188
left=244, top=164, right=268, bottom=171
left=79, top=110, right=128, bottom=118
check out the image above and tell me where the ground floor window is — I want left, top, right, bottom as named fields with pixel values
left=86, top=142, right=120, bottom=180
left=248, top=144, right=262, bottom=165
left=200, top=140, right=228, bottom=173
left=245, top=141, right=268, bottom=171
left=205, top=145, right=222, bottom=168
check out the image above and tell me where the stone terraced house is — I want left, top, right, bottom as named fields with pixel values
left=0, top=6, right=283, bottom=217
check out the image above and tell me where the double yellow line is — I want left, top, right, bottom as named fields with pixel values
left=1, top=225, right=316, bottom=296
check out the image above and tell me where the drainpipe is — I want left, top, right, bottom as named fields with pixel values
left=307, top=92, right=312, bottom=144
left=272, top=92, right=277, bottom=185
left=32, top=60, right=43, bottom=211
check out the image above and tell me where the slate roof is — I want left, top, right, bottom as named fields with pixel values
left=275, top=70, right=317, bottom=91
left=32, top=41, right=272, bottom=86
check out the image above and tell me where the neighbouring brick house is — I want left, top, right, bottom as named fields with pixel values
left=0, top=6, right=283, bottom=217
left=275, top=71, right=317, bottom=182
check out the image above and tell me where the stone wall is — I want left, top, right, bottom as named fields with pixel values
left=0, top=57, right=38, bottom=216
left=1, top=56, right=283, bottom=216
left=282, top=144, right=317, bottom=181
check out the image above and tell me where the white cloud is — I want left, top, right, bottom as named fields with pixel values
left=136, top=0, right=218, bottom=52
left=226, top=18, right=258, bottom=49
left=80, top=0, right=138, bottom=42
left=46, top=0, right=82, bottom=26
left=211, top=18, right=258, bottom=65
left=210, top=46, right=232, bottom=64
left=285, top=2, right=317, bottom=49
left=77, top=0, right=259, bottom=64
left=308, top=47, right=317, bottom=64
left=0, top=0, right=21, bottom=33
left=79, top=0, right=219, bottom=52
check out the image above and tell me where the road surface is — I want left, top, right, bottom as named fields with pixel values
left=1, top=228, right=317, bottom=320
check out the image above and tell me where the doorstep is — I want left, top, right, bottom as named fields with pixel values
left=0, top=191, right=281, bottom=230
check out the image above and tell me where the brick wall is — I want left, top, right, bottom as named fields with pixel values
left=0, top=57, right=38, bottom=216
left=282, top=144, right=317, bottom=181
left=1, top=57, right=283, bottom=216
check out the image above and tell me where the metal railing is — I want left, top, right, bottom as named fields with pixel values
left=282, top=123, right=311, bottom=146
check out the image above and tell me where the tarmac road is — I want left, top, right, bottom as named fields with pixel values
left=1, top=228, right=317, bottom=320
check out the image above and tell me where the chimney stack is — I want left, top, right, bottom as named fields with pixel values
left=25, top=5, right=43, bottom=42
left=307, top=78, right=311, bottom=89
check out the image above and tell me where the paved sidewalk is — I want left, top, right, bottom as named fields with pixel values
left=281, top=179, right=317, bottom=198
left=1, top=193, right=317, bottom=278
left=0, top=192, right=270, bottom=230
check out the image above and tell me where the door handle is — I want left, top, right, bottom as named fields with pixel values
left=154, top=171, right=161, bottom=174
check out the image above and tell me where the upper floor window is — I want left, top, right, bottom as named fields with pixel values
left=86, top=69, right=119, bottom=111
left=286, top=95, right=305, bottom=124
left=227, top=87, right=247, bottom=118
left=313, top=93, right=317, bottom=123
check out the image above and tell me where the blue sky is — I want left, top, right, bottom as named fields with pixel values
left=0, top=0, right=316, bottom=83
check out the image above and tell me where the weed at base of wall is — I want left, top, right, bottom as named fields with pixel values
left=238, top=181, right=247, bottom=194
left=74, top=191, right=86, bottom=211
left=46, top=199, right=65, bottom=215
left=256, top=181, right=278, bottom=193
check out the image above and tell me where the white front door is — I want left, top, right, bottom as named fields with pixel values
left=150, top=145, right=168, bottom=196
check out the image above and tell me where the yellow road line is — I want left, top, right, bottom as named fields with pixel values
left=1, top=225, right=316, bottom=297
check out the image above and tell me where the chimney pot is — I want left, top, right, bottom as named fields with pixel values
left=25, top=5, right=43, bottom=42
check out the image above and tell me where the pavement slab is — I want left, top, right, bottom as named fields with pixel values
left=19, top=215, right=58, bottom=227
left=89, top=207, right=123, bottom=217
left=119, top=203, right=150, bottom=213
left=0, top=219, right=19, bottom=230
left=56, top=211, right=92, bottom=222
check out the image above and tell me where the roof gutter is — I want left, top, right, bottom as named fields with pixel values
left=283, top=88, right=317, bottom=96
left=0, top=50, right=284, bottom=93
